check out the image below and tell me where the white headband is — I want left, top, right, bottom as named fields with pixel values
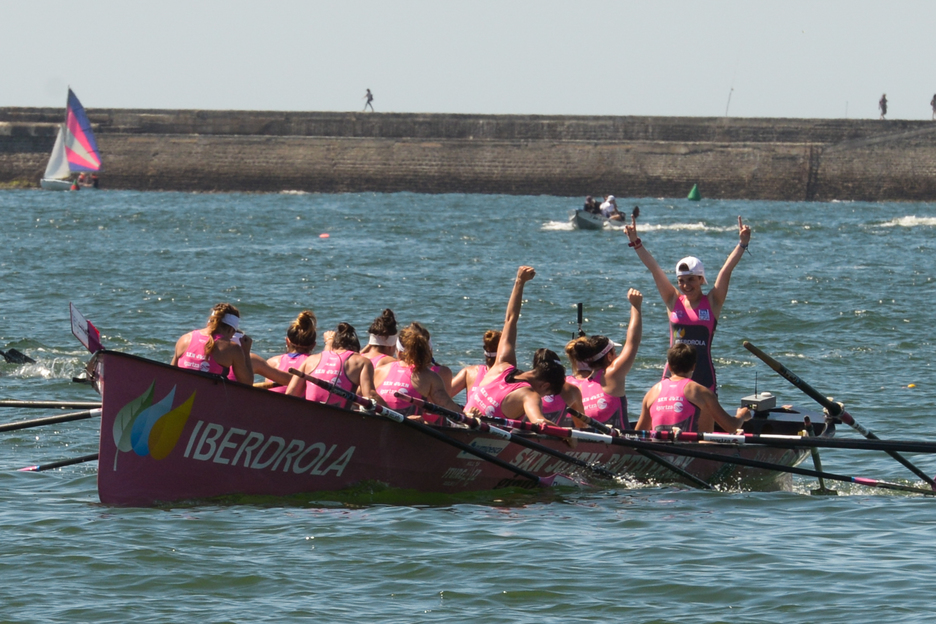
left=368, top=333, right=398, bottom=347
left=484, top=350, right=498, bottom=358
left=220, top=313, right=240, bottom=330
left=586, top=342, right=614, bottom=363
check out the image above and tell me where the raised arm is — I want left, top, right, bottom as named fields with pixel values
left=605, top=289, right=643, bottom=389
left=495, top=266, right=536, bottom=366
left=624, top=216, right=679, bottom=311
left=708, top=216, right=751, bottom=318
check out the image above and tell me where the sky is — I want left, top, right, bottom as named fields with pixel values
left=3, top=0, right=935, bottom=120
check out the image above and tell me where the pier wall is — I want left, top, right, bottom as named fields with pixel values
left=2, top=109, right=935, bottom=200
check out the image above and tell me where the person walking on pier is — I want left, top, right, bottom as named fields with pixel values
left=363, top=89, right=374, bottom=112
left=879, top=93, right=887, bottom=120
left=930, top=94, right=936, bottom=120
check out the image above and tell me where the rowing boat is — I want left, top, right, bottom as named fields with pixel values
left=87, top=350, right=831, bottom=506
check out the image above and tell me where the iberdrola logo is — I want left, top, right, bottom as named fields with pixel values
left=112, top=381, right=195, bottom=469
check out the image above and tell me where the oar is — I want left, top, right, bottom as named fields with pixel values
left=575, top=303, right=585, bottom=338
left=0, top=408, right=101, bottom=433
left=597, top=428, right=936, bottom=455
left=743, top=341, right=936, bottom=489
left=805, top=416, right=836, bottom=495
left=18, top=453, right=99, bottom=472
left=287, top=369, right=559, bottom=487
left=0, top=349, right=36, bottom=364
left=478, top=416, right=936, bottom=496
left=0, top=400, right=102, bottom=409
left=392, top=392, right=618, bottom=479
left=564, top=407, right=713, bottom=490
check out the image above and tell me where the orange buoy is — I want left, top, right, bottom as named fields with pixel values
left=319, top=233, right=330, bottom=238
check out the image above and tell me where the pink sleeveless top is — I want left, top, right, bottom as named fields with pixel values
left=650, top=377, right=699, bottom=432
left=464, top=364, right=489, bottom=406
left=269, top=352, right=310, bottom=393
left=376, top=361, right=425, bottom=417
left=567, top=369, right=628, bottom=430
left=176, top=331, right=226, bottom=375
left=540, top=391, right=568, bottom=424
left=463, top=366, right=530, bottom=420
left=369, top=353, right=390, bottom=368
left=305, top=350, right=355, bottom=407
left=666, top=293, right=718, bottom=392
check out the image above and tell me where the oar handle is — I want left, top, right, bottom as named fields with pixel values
left=394, top=393, right=618, bottom=479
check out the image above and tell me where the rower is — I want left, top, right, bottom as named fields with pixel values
left=564, top=289, right=643, bottom=430
left=635, top=344, right=751, bottom=434
left=450, top=330, right=500, bottom=399
left=535, top=348, right=586, bottom=427
left=463, top=266, right=566, bottom=424
left=374, top=323, right=462, bottom=422
left=171, top=303, right=253, bottom=384
left=263, top=310, right=318, bottom=393
left=360, top=308, right=398, bottom=369
left=285, top=322, right=378, bottom=408
left=625, top=214, right=751, bottom=393
left=405, top=323, right=454, bottom=396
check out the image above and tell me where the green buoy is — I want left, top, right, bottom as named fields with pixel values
left=687, top=184, right=701, bottom=201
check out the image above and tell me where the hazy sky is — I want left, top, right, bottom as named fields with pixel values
left=4, top=0, right=934, bottom=119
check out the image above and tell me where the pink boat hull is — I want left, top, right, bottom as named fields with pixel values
left=91, top=351, right=817, bottom=506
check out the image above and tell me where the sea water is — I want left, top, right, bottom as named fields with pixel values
left=0, top=190, right=934, bottom=623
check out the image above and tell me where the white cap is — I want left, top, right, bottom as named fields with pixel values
left=607, top=195, right=616, bottom=202
left=676, top=256, right=707, bottom=284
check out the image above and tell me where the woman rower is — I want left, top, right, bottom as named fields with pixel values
left=405, top=323, right=454, bottom=396
left=636, top=344, right=750, bottom=433
left=450, top=330, right=500, bottom=399
left=624, top=214, right=751, bottom=393
left=360, top=308, right=398, bottom=369
left=263, top=310, right=318, bottom=393
left=374, top=323, right=462, bottom=422
left=535, top=349, right=586, bottom=428
left=172, top=303, right=253, bottom=384
left=564, top=289, right=643, bottom=430
left=285, top=322, right=378, bottom=408
left=463, top=266, right=566, bottom=424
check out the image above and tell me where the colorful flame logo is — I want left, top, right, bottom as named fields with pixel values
left=112, top=381, right=195, bottom=469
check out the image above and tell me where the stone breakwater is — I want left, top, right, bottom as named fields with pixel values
left=2, top=108, right=936, bottom=200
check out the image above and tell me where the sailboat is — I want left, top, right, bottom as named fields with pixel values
left=39, top=89, right=102, bottom=191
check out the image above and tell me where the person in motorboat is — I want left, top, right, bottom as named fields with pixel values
left=172, top=303, right=254, bottom=384
left=600, top=195, right=625, bottom=221
left=636, top=343, right=751, bottom=433
left=360, top=308, right=398, bottom=369
left=450, top=330, right=500, bottom=399
left=563, top=289, right=643, bottom=430
left=285, top=322, right=378, bottom=408
left=405, top=322, right=454, bottom=396
left=624, top=214, right=751, bottom=393
left=262, top=310, right=318, bottom=393
left=583, top=196, right=601, bottom=215
left=374, top=323, right=463, bottom=422
left=463, top=266, right=566, bottom=425
left=535, top=348, right=586, bottom=427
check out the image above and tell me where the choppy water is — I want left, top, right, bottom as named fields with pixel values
left=1, top=190, right=935, bottom=623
